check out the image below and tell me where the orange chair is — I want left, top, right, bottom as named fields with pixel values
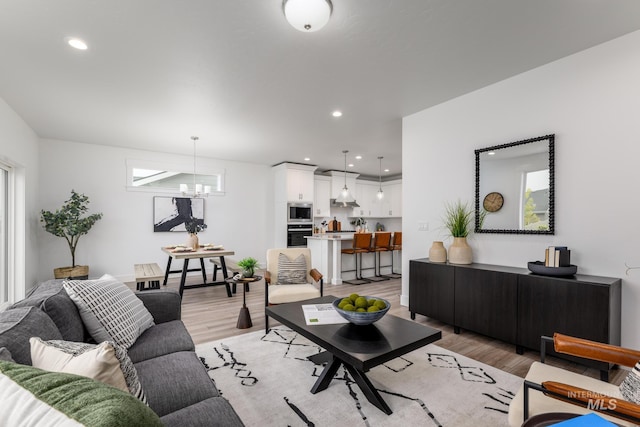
left=368, top=232, right=391, bottom=282
left=388, top=231, right=402, bottom=277
left=341, top=233, right=372, bottom=285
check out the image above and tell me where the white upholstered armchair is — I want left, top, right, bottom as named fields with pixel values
left=508, top=333, right=640, bottom=426
left=264, top=248, right=323, bottom=332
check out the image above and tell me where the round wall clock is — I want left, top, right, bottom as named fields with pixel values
left=483, top=192, right=504, bottom=212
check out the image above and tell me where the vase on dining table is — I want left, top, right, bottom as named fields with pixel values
left=186, top=233, right=199, bottom=251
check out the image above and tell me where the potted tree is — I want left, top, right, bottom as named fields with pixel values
left=40, top=190, right=103, bottom=279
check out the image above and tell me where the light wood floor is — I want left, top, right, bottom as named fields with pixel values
left=130, top=272, right=626, bottom=384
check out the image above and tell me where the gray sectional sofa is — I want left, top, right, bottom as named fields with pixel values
left=0, top=279, right=244, bottom=426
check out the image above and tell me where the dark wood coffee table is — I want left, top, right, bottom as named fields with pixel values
left=265, top=295, right=442, bottom=415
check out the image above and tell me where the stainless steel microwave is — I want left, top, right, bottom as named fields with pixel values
left=287, top=202, right=313, bottom=223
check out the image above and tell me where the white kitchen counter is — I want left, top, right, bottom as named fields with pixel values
left=306, top=233, right=355, bottom=240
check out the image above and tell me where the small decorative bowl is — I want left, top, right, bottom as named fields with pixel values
left=332, top=296, right=391, bottom=325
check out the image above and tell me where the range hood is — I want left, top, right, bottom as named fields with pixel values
left=330, top=199, right=360, bottom=208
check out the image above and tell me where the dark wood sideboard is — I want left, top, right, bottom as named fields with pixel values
left=409, top=258, right=621, bottom=374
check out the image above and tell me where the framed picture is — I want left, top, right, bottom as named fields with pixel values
left=153, top=197, right=205, bottom=232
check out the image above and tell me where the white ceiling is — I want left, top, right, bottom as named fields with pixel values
left=2, top=0, right=640, bottom=179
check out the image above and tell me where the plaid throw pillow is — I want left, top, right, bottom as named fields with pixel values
left=620, top=361, right=640, bottom=403
left=63, top=274, right=154, bottom=349
left=277, top=253, right=307, bottom=284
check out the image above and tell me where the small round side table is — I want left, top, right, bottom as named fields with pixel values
left=225, top=275, right=261, bottom=329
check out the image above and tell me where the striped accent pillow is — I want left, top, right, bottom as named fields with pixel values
left=63, top=274, right=154, bottom=349
left=277, top=253, right=307, bottom=284
left=30, top=338, right=147, bottom=404
left=620, top=361, right=640, bottom=403
left=0, top=360, right=163, bottom=427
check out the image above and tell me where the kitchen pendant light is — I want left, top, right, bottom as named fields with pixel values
left=335, top=150, right=355, bottom=207
left=377, top=156, right=384, bottom=200
left=283, top=0, right=332, bottom=32
left=180, top=136, right=210, bottom=198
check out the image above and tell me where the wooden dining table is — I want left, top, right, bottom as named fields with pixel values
left=161, top=246, right=236, bottom=297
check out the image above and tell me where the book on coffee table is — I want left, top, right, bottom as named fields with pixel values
left=302, top=303, right=349, bottom=325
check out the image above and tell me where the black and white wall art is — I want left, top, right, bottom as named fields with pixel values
left=153, top=197, right=204, bottom=232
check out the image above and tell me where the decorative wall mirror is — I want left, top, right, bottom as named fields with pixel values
left=475, top=134, right=555, bottom=234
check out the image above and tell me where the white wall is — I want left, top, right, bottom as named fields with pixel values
left=0, top=97, right=40, bottom=298
left=402, top=30, right=640, bottom=348
left=37, top=139, right=273, bottom=282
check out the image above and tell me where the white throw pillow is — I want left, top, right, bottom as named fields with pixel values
left=63, top=274, right=154, bottom=349
left=277, top=253, right=307, bottom=284
left=30, top=337, right=146, bottom=403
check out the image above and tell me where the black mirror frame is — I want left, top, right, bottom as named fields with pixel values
left=475, top=134, right=555, bottom=235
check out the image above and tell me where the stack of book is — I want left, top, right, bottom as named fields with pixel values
left=545, top=246, right=571, bottom=267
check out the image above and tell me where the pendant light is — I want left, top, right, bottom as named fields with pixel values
left=180, top=136, right=211, bottom=197
left=335, top=150, right=354, bottom=206
left=377, top=156, right=384, bottom=200
left=283, top=0, right=333, bottom=32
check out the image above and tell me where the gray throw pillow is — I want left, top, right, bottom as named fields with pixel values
left=277, top=253, right=307, bottom=284
left=620, top=361, right=640, bottom=403
left=0, top=307, right=63, bottom=365
left=11, top=279, right=86, bottom=342
left=63, top=274, right=154, bottom=349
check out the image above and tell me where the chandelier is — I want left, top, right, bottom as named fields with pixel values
left=180, top=136, right=210, bottom=197
left=283, top=0, right=333, bottom=32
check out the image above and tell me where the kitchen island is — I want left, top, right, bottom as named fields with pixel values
left=306, top=233, right=354, bottom=285
left=306, top=232, right=399, bottom=285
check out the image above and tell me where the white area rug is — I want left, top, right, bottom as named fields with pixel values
left=195, top=327, right=522, bottom=426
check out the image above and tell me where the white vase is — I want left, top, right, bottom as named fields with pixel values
left=429, top=241, right=447, bottom=263
left=186, top=233, right=199, bottom=250
left=448, top=237, right=472, bottom=264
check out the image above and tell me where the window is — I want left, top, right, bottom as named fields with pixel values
left=0, top=163, right=9, bottom=305
left=126, top=159, right=225, bottom=195
left=521, top=169, right=550, bottom=231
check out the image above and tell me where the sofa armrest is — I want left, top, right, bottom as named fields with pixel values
left=135, top=289, right=182, bottom=324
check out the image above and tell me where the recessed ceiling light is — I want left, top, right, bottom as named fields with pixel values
left=355, top=155, right=362, bottom=160
left=488, top=151, right=496, bottom=156
left=332, top=111, right=342, bottom=117
left=348, top=163, right=354, bottom=167
left=66, top=38, right=88, bottom=50
left=304, top=157, right=311, bottom=161
left=384, top=169, right=390, bottom=172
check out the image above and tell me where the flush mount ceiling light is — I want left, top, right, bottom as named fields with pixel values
left=332, top=110, right=342, bottom=117
left=180, top=136, right=211, bottom=198
left=66, top=37, right=88, bottom=50
left=283, top=0, right=333, bottom=32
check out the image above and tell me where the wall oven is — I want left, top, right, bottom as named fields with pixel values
left=287, top=202, right=313, bottom=223
left=287, top=224, right=313, bottom=248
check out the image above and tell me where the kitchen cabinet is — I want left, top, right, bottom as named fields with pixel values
left=382, top=180, right=402, bottom=217
left=352, top=181, right=379, bottom=217
left=351, top=180, right=402, bottom=218
left=314, top=176, right=331, bottom=218
left=273, top=163, right=317, bottom=203
left=409, top=259, right=621, bottom=372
